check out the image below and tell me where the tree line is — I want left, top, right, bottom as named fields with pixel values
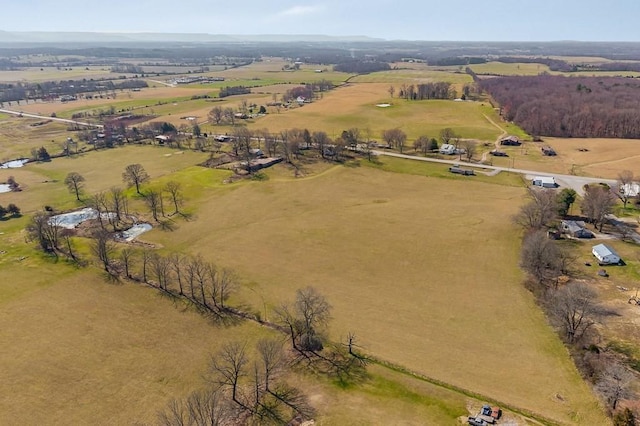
left=515, top=184, right=638, bottom=417
left=395, top=82, right=454, bottom=100
left=0, top=78, right=148, bottom=104
left=480, top=74, right=640, bottom=138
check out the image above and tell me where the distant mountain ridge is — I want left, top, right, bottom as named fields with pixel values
left=0, top=31, right=383, bottom=44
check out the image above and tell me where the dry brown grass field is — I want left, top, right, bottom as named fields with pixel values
left=2, top=57, right=632, bottom=424
left=485, top=137, right=640, bottom=179
left=0, top=264, right=275, bottom=424
left=145, top=162, right=607, bottom=424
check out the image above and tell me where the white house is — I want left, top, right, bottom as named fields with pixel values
left=532, top=176, right=556, bottom=188
left=439, top=144, right=456, bottom=155
left=621, top=182, right=640, bottom=197
left=592, top=243, right=621, bottom=265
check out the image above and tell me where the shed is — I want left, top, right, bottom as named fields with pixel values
left=500, top=136, right=521, bottom=146
left=532, top=176, right=556, bottom=188
left=592, top=243, right=621, bottom=265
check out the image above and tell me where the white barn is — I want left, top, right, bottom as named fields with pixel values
left=532, top=176, right=556, bottom=188
left=592, top=244, right=621, bottom=265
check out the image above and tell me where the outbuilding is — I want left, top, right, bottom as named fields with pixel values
left=592, top=243, right=622, bottom=265
left=561, top=220, right=593, bottom=238
left=532, top=176, right=557, bottom=188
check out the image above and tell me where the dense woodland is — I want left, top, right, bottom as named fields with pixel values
left=480, top=75, right=640, bottom=138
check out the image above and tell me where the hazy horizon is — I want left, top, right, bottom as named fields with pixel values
left=3, top=0, right=640, bottom=42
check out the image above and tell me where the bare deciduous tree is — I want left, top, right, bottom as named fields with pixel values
left=144, top=189, right=162, bottom=222
left=120, top=248, right=134, bottom=279
left=64, top=172, right=85, bottom=201
left=616, top=170, right=635, bottom=208
left=276, top=287, right=332, bottom=352
left=439, top=127, right=457, bottom=145
left=382, top=128, right=407, bottom=153
left=581, top=185, right=617, bottom=231
left=208, top=106, right=224, bottom=125
left=460, top=140, right=477, bottom=162
left=109, top=187, right=127, bottom=223
left=549, top=282, right=602, bottom=343
left=413, top=135, right=430, bottom=156
left=158, top=387, right=231, bottom=426
left=122, top=163, right=149, bottom=195
left=164, top=181, right=183, bottom=216
left=520, top=230, right=562, bottom=286
left=210, top=341, right=249, bottom=407
left=91, top=228, right=115, bottom=273
left=26, top=211, right=60, bottom=253
left=596, top=363, right=634, bottom=411
left=514, top=188, right=559, bottom=230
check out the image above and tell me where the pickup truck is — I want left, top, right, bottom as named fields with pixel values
left=467, top=416, right=489, bottom=426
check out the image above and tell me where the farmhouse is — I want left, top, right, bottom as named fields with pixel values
left=592, top=243, right=622, bottom=265
left=532, top=176, right=556, bottom=188
left=500, top=136, right=521, bottom=146
left=561, top=220, right=593, bottom=238
left=439, top=144, right=456, bottom=155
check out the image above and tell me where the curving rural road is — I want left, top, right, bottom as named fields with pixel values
left=0, top=108, right=103, bottom=129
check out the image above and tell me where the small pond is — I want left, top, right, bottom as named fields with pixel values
left=48, top=208, right=116, bottom=229
left=0, top=159, right=29, bottom=169
left=118, top=223, right=152, bottom=241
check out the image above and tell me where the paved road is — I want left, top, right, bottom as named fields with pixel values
left=373, top=150, right=616, bottom=195
left=0, top=108, right=103, bottom=129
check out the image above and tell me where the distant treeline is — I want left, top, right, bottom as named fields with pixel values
left=0, top=78, right=148, bottom=103
left=398, top=82, right=453, bottom=100
left=480, top=74, right=640, bottom=138
left=282, top=80, right=335, bottom=102
left=333, top=60, right=391, bottom=74
left=218, top=86, right=251, bottom=98
left=430, top=57, right=487, bottom=66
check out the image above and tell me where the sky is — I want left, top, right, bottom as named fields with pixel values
left=3, top=0, right=640, bottom=42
